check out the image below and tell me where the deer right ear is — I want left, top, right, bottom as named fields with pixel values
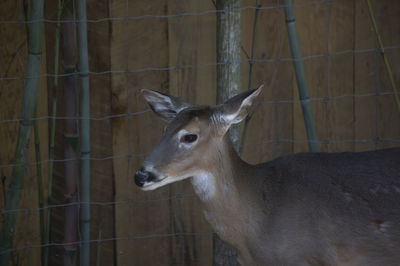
left=142, top=89, right=192, bottom=123
left=213, top=85, right=263, bottom=134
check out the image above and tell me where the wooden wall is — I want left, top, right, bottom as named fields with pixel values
left=0, top=0, right=399, bottom=265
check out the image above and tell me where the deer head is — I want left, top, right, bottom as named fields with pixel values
left=134, top=86, right=263, bottom=191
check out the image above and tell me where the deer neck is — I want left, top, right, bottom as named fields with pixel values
left=190, top=134, right=251, bottom=203
left=190, top=135, right=258, bottom=250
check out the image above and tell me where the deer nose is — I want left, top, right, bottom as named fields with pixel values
left=135, top=168, right=149, bottom=187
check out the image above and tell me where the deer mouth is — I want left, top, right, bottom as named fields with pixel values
left=135, top=166, right=194, bottom=190
left=140, top=176, right=169, bottom=191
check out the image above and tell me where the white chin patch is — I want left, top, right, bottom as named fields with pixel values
left=140, top=175, right=190, bottom=191
left=141, top=177, right=169, bottom=191
left=191, top=172, right=215, bottom=200
left=141, top=181, right=163, bottom=191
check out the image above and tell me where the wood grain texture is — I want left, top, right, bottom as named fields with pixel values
left=168, top=1, right=216, bottom=265
left=0, top=0, right=400, bottom=265
left=110, top=0, right=172, bottom=265
left=241, top=0, right=295, bottom=163
left=85, top=0, right=114, bottom=265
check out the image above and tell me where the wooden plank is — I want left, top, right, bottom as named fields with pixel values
left=85, top=0, right=114, bottom=264
left=353, top=0, right=400, bottom=151
left=324, top=0, right=356, bottom=152
left=241, top=1, right=294, bottom=163
left=110, top=0, right=172, bottom=265
left=167, top=0, right=215, bottom=264
left=109, top=3, right=132, bottom=263
left=374, top=0, right=400, bottom=149
left=354, top=0, right=381, bottom=152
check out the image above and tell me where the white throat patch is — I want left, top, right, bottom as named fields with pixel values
left=191, top=172, right=216, bottom=200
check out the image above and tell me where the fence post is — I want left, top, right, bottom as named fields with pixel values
left=215, top=0, right=241, bottom=265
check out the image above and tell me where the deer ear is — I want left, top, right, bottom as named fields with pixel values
left=214, top=85, right=263, bottom=132
left=142, top=89, right=192, bottom=123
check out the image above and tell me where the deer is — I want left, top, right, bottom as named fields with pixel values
left=134, top=86, right=400, bottom=266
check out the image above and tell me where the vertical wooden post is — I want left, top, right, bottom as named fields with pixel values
left=215, top=0, right=241, bottom=265
left=217, top=0, right=242, bottom=151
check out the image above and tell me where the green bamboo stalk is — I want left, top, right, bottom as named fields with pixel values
left=0, top=0, right=45, bottom=264
left=282, top=0, right=319, bottom=152
left=76, top=0, right=91, bottom=265
left=22, top=2, right=47, bottom=264
left=43, top=1, right=63, bottom=265
left=365, top=0, right=400, bottom=113
left=33, top=109, right=46, bottom=263
left=215, top=0, right=240, bottom=265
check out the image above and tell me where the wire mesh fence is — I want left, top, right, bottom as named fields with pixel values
left=1, top=0, right=400, bottom=265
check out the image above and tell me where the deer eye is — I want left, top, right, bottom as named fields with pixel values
left=181, top=134, right=198, bottom=143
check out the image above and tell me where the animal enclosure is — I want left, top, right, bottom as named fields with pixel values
left=0, top=0, right=400, bottom=265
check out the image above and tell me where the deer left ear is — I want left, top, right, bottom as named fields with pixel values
left=142, top=89, right=192, bottom=123
left=213, top=85, right=263, bottom=133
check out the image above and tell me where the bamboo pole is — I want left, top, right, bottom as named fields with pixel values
left=365, top=0, right=400, bottom=113
left=76, top=0, right=91, bottom=265
left=0, top=0, right=45, bottom=264
left=23, top=2, right=47, bottom=264
left=33, top=109, right=46, bottom=264
left=43, top=1, right=63, bottom=266
left=215, top=0, right=240, bottom=265
left=62, top=6, right=79, bottom=266
left=282, top=0, right=319, bottom=152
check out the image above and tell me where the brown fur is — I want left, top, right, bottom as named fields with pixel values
left=136, top=88, right=400, bottom=265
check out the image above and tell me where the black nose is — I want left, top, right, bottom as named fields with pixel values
left=135, top=168, right=149, bottom=187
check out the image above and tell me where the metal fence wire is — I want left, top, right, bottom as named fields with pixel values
left=0, top=0, right=400, bottom=265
